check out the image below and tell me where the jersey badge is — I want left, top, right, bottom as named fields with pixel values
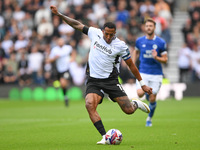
left=153, top=44, right=158, bottom=49
left=142, top=44, right=146, bottom=47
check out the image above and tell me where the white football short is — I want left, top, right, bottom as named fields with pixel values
left=136, top=73, right=163, bottom=95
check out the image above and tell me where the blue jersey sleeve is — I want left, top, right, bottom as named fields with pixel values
left=135, top=38, right=141, bottom=51
left=160, top=38, right=167, bottom=53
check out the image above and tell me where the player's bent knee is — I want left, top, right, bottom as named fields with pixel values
left=85, top=100, right=95, bottom=112
left=149, top=94, right=157, bottom=103
left=138, top=93, right=144, bottom=98
left=137, top=89, right=145, bottom=98
left=85, top=101, right=92, bottom=110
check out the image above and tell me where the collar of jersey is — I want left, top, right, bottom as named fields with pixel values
left=145, top=35, right=156, bottom=40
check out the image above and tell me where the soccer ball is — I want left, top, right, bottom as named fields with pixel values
left=105, top=129, right=123, bottom=145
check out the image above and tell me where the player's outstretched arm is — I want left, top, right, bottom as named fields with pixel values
left=50, top=5, right=85, bottom=32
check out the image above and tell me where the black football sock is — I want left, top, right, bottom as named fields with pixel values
left=62, top=88, right=67, bottom=96
left=94, top=120, right=106, bottom=136
left=62, top=88, right=69, bottom=106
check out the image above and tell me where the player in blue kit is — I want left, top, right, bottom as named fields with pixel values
left=133, top=18, right=168, bottom=127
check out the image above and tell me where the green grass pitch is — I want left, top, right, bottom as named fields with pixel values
left=0, top=97, right=200, bottom=150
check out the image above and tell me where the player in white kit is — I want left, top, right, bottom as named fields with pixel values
left=47, top=38, right=76, bottom=106
left=50, top=5, right=152, bottom=144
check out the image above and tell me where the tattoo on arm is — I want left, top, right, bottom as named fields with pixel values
left=58, top=13, right=84, bottom=32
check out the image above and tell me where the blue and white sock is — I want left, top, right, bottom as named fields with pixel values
left=148, top=101, right=157, bottom=118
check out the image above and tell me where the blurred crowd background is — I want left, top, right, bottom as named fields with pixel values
left=0, top=0, right=199, bottom=87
